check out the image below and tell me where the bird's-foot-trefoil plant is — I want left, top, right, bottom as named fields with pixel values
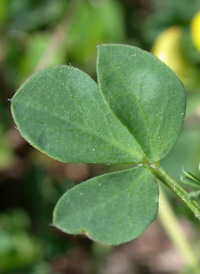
left=11, top=44, right=200, bottom=245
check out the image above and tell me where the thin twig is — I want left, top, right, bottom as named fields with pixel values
left=34, top=0, right=83, bottom=72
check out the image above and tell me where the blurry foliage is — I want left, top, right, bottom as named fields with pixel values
left=1, top=0, right=125, bottom=86
left=20, top=32, right=66, bottom=78
left=0, top=129, right=14, bottom=170
left=0, top=210, right=40, bottom=273
left=0, top=0, right=200, bottom=273
left=142, top=0, right=200, bottom=45
left=0, top=164, right=76, bottom=273
left=2, top=0, right=67, bottom=31
left=67, top=0, right=125, bottom=64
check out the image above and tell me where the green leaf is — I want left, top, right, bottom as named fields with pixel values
left=53, top=166, right=158, bottom=245
left=188, top=190, right=200, bottom=200
left=97, top=44, right=186, bottom=162
left=10, top=43, right=186, bottom=245
left=11, top=65, right=144, bottom=164
left=180, top=176, right=200, bottom=189
left=11, top=44, right=186, bottom=165
left=182, top=167, right=200, bottom=186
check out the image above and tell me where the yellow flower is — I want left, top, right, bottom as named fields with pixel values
left=191, top=11, right=200, bottom=51
left=151, top=26, right=184, bottom=73
left=151, top=26, right=196, bottom=89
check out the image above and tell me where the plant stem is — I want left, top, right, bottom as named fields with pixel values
left=151, top=163, right=200, bottom=221
left=158, top=186, right=200, bottom=272
left=34, top=0, right=83, bottom=72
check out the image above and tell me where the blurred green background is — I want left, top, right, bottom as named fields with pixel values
left=0, top=0, right=200, bottom=273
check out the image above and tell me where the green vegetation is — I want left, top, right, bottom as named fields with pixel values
left=1, top=0, right=200, bottom=273
left=11, top=44, right=200, bottom=245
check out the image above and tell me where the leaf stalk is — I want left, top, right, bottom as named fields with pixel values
left=152, top=164, right=200, bottom=221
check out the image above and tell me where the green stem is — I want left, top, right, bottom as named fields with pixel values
left=158, top=187, right=200, bottom=272
left=151, top=164, right=200, bottom=221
